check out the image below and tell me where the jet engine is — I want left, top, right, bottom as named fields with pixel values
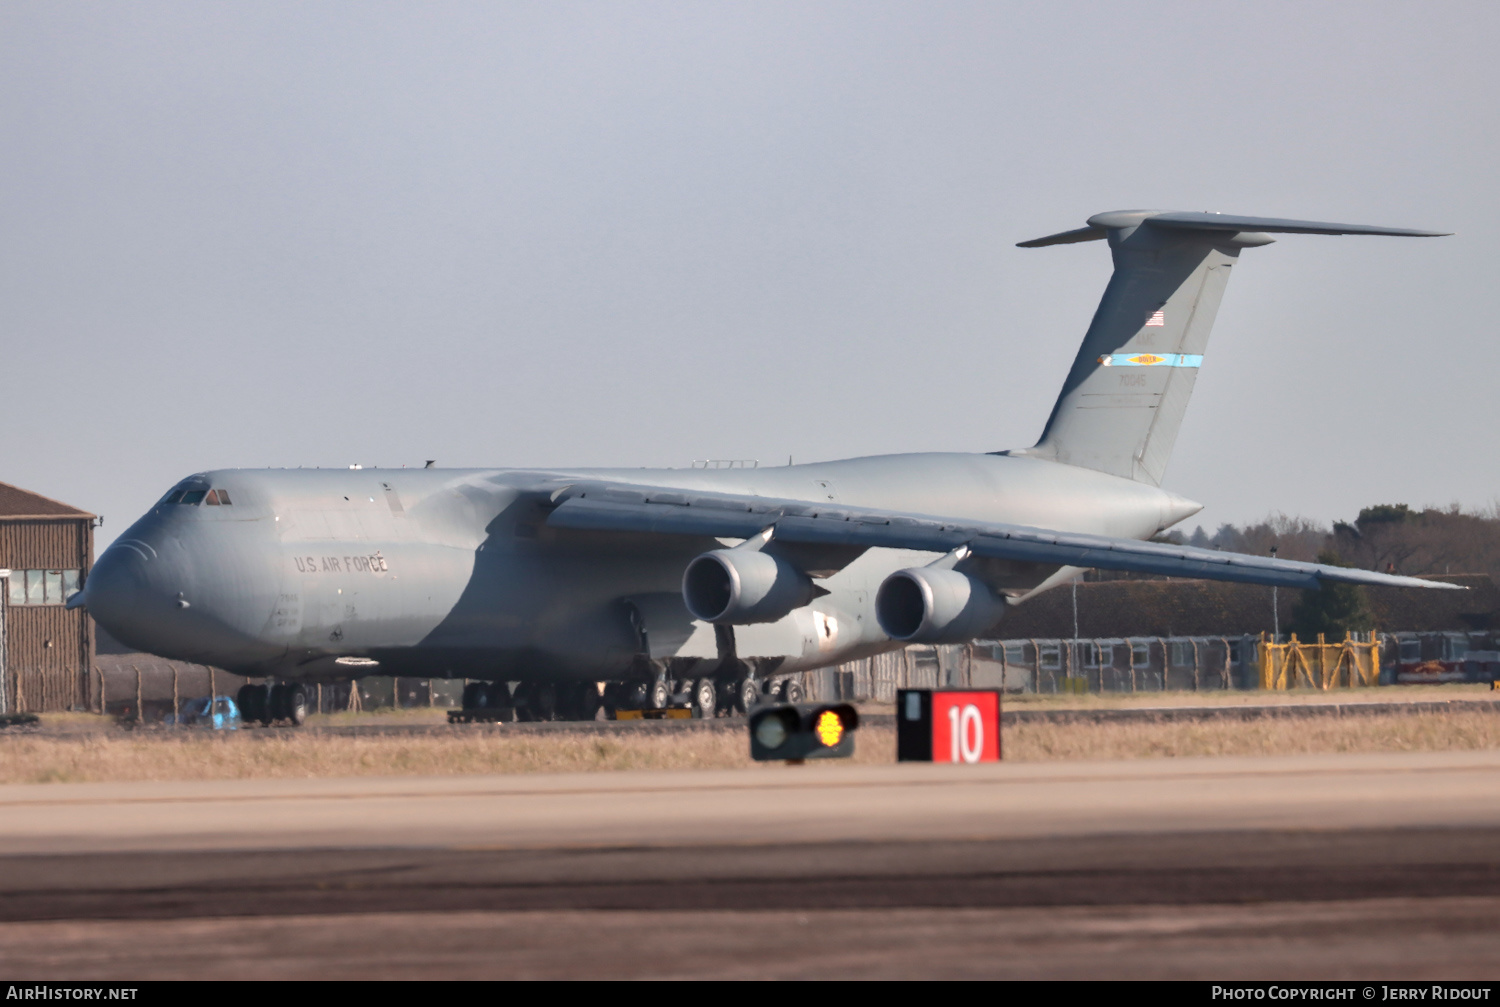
left=682, top=548, right=815, bottom=624
left=875, top=567, right=1006, bottom=644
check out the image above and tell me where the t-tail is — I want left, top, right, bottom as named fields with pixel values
left=1008, top=210, right=1447, bottom=485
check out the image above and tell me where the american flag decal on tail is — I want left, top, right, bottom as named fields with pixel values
left=1145, top=309, right=1165, bottom=327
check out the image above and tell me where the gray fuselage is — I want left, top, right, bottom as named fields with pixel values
left=85, top=452, right=1198, bottom=683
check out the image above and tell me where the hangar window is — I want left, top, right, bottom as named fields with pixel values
left=5, top=569, right=81, bottom=606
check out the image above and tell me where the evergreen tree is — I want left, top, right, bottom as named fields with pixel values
left=1289, top=549, right=1374, bottom=640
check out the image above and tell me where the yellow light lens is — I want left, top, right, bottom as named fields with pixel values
left=814, top=709, right=844, bottom=747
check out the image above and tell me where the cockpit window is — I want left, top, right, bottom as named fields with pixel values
left=205, top=490, right=221, bottom=506
left=215, top=490, right=232, bottom=505
left=180, top=490, right=207, bottom=505
left=164, top=490, right=184, bottom=504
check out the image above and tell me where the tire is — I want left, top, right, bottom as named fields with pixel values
left=574, top=683, right=603, bottom=722
left=512, top=682, right=536, bottom=722
left=237, top=684, right=267, bottom=725
left=782, top=678, right=805, bottom=704
left=268, top=684, right=289, bottom=724
left=620, top=681, right=649, bottom=712
left=691, top=678, right=717, bottom=719
left=461, top=682, right=481, bottom=711
left=485, top=682, right=510, bottom=709
left=532, top=682, right=558, bottom=721
left=715, top=679, right=738, bottom=716
left=736, top=677, right=760, bottom=715
left=286, top=684, right=308, bottom=727
left=649, top=678, right=670, bottom=710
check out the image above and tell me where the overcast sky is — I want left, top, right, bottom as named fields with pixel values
left=3, top=1, right=1496, bottom=548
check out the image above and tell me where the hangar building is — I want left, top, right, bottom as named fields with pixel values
left=0, top=481, right=95, bottom=714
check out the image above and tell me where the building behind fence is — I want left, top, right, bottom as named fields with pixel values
left=0, top=481, right=95, bottom=715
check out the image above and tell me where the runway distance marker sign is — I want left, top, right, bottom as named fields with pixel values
left=896, top=689, right=1001, bottom=763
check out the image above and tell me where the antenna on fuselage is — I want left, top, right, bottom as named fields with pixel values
left=424, top=460, right=436, bottom=468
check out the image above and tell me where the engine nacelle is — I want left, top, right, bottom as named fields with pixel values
left=875, top=567, right=1006, bottom=644
left=682, top=548, right=815, bottom=624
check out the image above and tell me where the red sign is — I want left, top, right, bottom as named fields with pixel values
left=929, top=691, right=1000, bottom=763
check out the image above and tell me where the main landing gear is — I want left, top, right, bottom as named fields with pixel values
left=236, top=683, right=308, bottom=727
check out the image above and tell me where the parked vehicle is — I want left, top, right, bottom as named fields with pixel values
left=172, top=695, right=241, bottom=730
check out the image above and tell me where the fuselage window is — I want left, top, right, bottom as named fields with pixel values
left=180, top=490, right=206, bottom=505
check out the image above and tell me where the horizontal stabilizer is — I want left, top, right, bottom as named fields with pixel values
left=1016, top=225, right=1107, bottom=248
left=1109, top=210, right=1451, bottom=238
left=1018, top=210, right=1449, bottom=248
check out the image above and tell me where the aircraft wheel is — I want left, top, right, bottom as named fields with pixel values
left=715, top=679, right=738, bottom=716
left=267, top=684, right=289, bottom=724
left=782, top=678, right=805, bottom=704
left=532, top=682, right=558, bottom=721
left=512, top=682, right=536, bottom=721
left=461, top=682, right=482, bottom=710
left=285, top=684, right=309, bottom=727
left=618, top=681, right=649, bottom=713
left=649, top=678, right=670, bottom=710
left=735, top=677, right=759, bottom=715
left=484, top=682, right=511, bottom=709
left=574, top=683, right=603, bottom=722
left=691, top=678, right=717, bottom=719
left=238, top=684, right=268, bottom=725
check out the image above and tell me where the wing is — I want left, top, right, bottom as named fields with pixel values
left=544, top=481, right=1461, bottom=592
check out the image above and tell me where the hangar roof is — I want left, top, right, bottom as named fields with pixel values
left=0, top=480, right=94, bottom=521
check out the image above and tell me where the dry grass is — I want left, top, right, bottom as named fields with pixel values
left=0, top=727, right=894, bottom=784
left=4, top=708, right=1500, bottom=783
left=999, top=683, right=1500, bottom=710
left=1003, top=711, right=1500, bottom=762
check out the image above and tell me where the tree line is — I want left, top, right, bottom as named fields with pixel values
left=1114, top=503, right=1500, bottom=639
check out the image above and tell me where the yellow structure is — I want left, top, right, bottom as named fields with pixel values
left=1259, top=632, right=1381, bottom=690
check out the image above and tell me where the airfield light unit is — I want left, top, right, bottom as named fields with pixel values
left=749, top=703, right=859, bottom=762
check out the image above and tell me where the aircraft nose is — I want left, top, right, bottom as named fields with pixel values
left=84, top=539, right=187, bottom=655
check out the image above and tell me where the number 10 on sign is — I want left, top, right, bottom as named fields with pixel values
left=896, top=690, right=1001, bottom=763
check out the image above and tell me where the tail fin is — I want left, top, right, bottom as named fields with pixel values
left=1011, top=210, right=1446, bottom=485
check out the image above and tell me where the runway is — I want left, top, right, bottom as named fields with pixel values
left=6, top=752, right=1500, bottom=979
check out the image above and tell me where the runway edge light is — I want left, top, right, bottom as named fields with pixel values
left=896, top=689, right=1001, bottom=763
left=748, top=702, right=859, bottom=762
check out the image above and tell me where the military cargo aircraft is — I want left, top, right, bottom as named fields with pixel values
left=79, top=210, right=1454, bottom=724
